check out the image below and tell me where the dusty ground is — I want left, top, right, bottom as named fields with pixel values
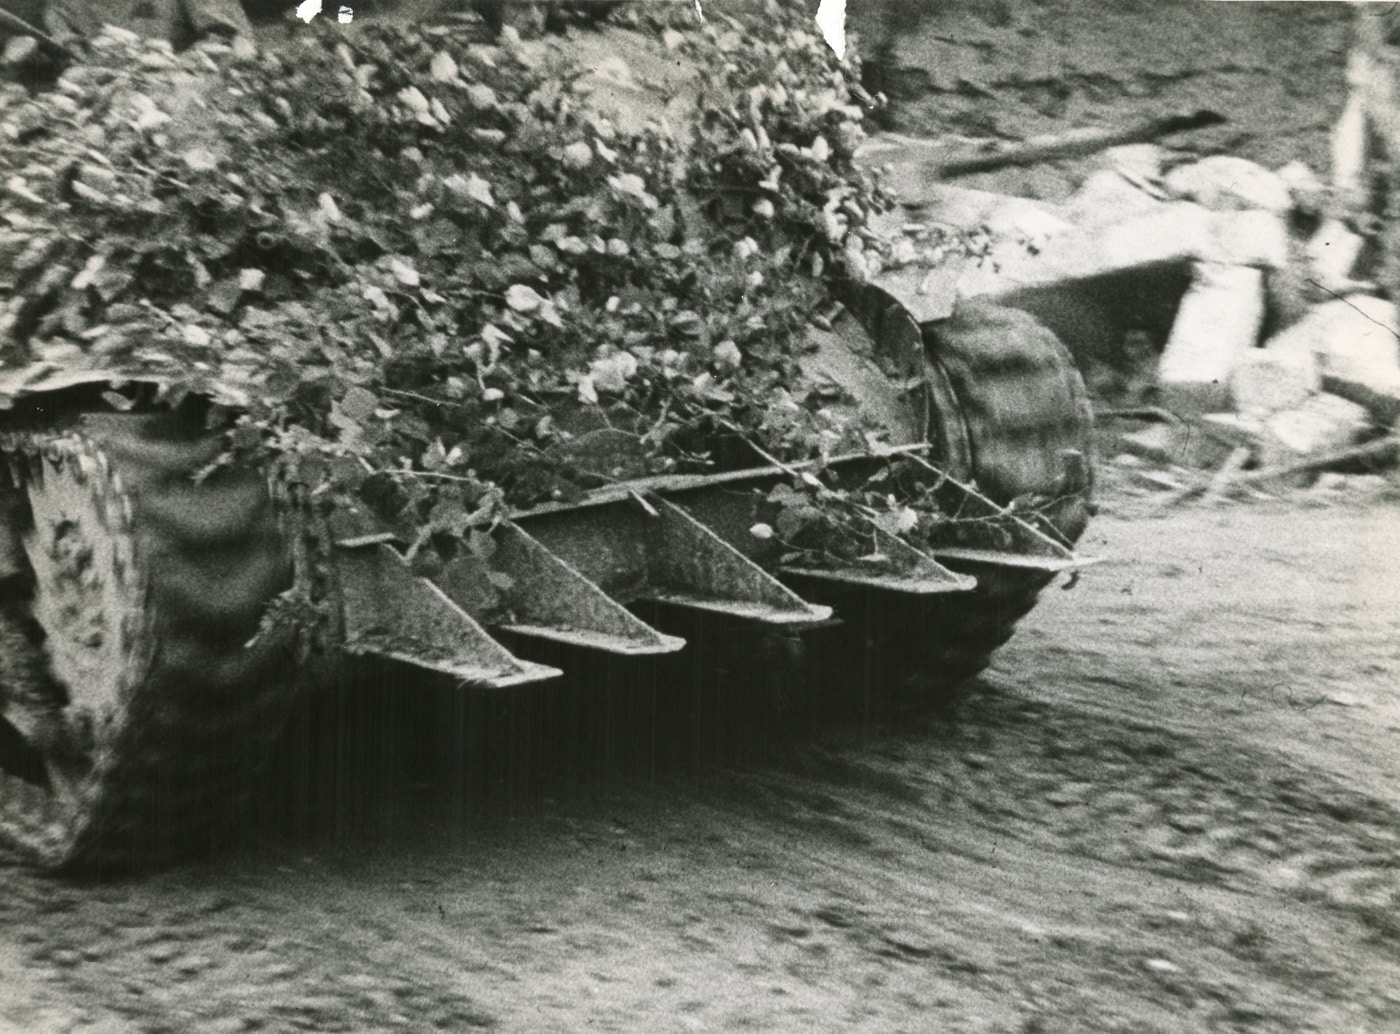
left=3, top=493, right=1400, bottom=1034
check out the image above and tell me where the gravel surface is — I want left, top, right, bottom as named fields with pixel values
left=3, top=497, right=1399, bottom=1034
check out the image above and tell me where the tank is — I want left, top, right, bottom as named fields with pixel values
left=0, top=3, right=1094, bottom=869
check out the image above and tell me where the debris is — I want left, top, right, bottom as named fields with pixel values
left=1200, top=446, right=1251, bottom=506
left=1157, top=263, right=1265, bottom=416
left=1305, top=218, right=1366, bottom=292
left=1230, top=344, right=1320, bottom=419
left=1132, top=468, right=1188, bottom=493
left=927, top=110, right=1225, bottom=180
left=1, top=33, right=39, bottom=67
left=1117, top=420, right=1231, bottom=470
left=1198, top=412, right=1266, bottom=452
left=1117, top=424, right=1176, bottom=465
left=1261, top=393, right=1370, bottom=469
left=1306, top=472, right=1393, bottom=505
left=1240, top=434, right=1400, bottom=487
left=1325, top=690, right=1365, bottom=708
left=1163, top=155, right=1293, bottom=214
left=1266, top=296, right=1400, bottom=423
left=0, top=6, right=75, bottom=61
left=1096, top=406, right=1182, bottom=424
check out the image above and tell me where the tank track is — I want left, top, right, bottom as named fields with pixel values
left=0, top=303, right=1091, bottom=863
left=0, top=412, right=306, bottom=870
left=929, top=299, right=1095, bottom=544
left=808, top=301, right=1094, bottom=707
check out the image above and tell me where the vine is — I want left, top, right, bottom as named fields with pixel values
left=0, top=3, right=1013, bottom=570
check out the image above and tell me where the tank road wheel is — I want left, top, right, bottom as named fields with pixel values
left=0, top=412, right=305, bottom=871
left=927, top=300, right=1094, bottom=545
left=808, top=300, right=1095, bottom=712
left=909, top=300, right=1094, bottom=697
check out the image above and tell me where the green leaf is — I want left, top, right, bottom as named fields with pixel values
left=505, top=284, right=545, bottom=312
left=338, top=385, right=379, bottom=423
left=468, top=528, right=497, bottom=560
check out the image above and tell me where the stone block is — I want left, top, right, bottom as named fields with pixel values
left=1092, top=203, right=1212, bottom=274
left=1260, top=392, right=1371, bottom=467
left=1157, top=263, right=1266, bottom=416
left=1206, top=210, right=1291, bottom=269
left=1065, top=169, right=1162, bottom=228
left=955, top=203, right=1286, bottom=306
left=1306, top=219, right=1365, bottom=289
left=1230, top=345, right=1320, bottom=419
left=1267, top=295, right=1400, bottom=422
left=1163, top=156, right=1294, bottom=214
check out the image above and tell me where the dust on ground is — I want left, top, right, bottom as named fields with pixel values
left=3, top=497, right=1399, bottom=1034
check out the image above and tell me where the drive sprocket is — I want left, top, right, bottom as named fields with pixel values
left=0, top=411, right=306, bottom=870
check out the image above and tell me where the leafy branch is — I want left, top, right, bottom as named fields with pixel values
left=0, top=4, right=991, bottom=568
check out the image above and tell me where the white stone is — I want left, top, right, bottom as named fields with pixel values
left=1262, top=392, right=1370, bottom=466
left=1065, top=169, right=1162, bottom=227
left=1268, top=296, right=1400, bottom=421
left=1163, top=155, right=1294, bottom=214
left=1158, top=263, right=1266, bottom=416
left=1093, top=203, right=1212, bottom=273
left=1206, top=209, right=1290, bottom=269
left=1276, top=160, right=1326, bottom=214
left=1306, top=218, right=1365, bottom=289
left=1098, top=144, right=1169, bottom=180
left=1230, top=346, right=1320, bottom=419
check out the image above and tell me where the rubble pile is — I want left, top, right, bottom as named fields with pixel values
left=856, top=131, right=1400, bottom=504
left=1110, top=149, right=1400, bottom=502
left=1104, top=150, right=1397, bottom=478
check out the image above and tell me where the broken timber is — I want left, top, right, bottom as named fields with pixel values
left=909, top=110, right=1227, bottom=180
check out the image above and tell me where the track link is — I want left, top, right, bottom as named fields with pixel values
left=0, top=412, right=305, bottom=870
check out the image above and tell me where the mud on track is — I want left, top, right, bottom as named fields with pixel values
left=1, top=499, right=1399, bottom=1033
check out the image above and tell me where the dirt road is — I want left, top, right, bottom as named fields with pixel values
left=3, top=496, right=1399, bottom=1034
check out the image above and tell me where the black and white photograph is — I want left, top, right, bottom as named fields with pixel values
left=1, top=0, right=1398, bottom=1030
